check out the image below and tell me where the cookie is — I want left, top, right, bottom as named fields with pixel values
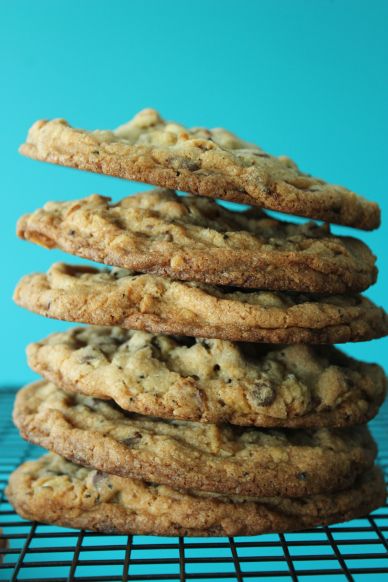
left=6, top=454, right=385, bottom=537
left=16, top=189, right=377, bottom=294
left=19, top=109, right=380, bottom=230
left=27, top=326, right=387, bottom=428
left=14, top=381, right=377, bottom=497
left=14, top=263, right=388, bottom=344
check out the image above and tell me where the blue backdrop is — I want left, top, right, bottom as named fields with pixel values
left=1, top=0, right=387, bottom=386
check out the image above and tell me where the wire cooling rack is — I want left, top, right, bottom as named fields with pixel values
left=0, top=388, right=387, bottom=582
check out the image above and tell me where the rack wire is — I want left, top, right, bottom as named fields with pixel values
left=1, top=387, right=387, bottom=582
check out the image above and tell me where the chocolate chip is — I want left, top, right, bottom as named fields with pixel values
left=213, top=364, right=220, bottom=372
left=344, top=375, right=355, bottom=388
left=223, top=234, right=229, bottom=240
left=92, top=150, right=100, bottom=155
left=122, top=431, right=142, bottom=447
left=181, top=159, right=201, bottom=171
left=250, top=378, right=276, bottom=407
left=80, top=354, right=97, bottom=364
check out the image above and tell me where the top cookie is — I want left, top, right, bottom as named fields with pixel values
left=19, top=109, right=380, bottom=230
left=17, top=189, right=377, bottom=294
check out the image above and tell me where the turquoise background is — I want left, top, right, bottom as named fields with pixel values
left=0, top=4, right=388, bottom=581
left=1, top=0, right=387, bottom=385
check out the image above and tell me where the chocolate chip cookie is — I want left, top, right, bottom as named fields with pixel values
left=27, top=326, right=387, bottom=428
left=14, top=381, right=377, bottom=497
left=7, top=454, right=385, bottom=537
left=14, top=263, right=388, bottom=343
left=19, top=109, right=380, bottom=229
left=17, top=189, right=377, bottom=293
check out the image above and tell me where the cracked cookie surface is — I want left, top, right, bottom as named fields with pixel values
left=14, top=263, right=388, bottom=344
left=7, top=454, right=385, bottom=537
left=19, top=109, right=380, bottom=230
left=14, top=381, right=377, bottom=497
left=27, top=326, right=387, bottom=428
left=17, top=189, right=377, bottom=293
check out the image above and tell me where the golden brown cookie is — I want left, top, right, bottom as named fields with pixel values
left=19, top=109, right=380, bottom=230
left=7, top=454, right=386, bottom=537
left=14, top=381, right=377, bottom=498
left=27, top=326, right=387, bottom=428
left=17, top=189, right=377, bottom=293
left=14, top=263, right=388, bottom=344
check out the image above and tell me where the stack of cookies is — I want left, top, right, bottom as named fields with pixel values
left=7, top=109, right=388, bottom=537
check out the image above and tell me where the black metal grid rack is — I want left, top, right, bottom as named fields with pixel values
left=1, top=387, right=387, bottom=582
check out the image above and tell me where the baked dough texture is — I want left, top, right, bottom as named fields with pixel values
left=6, top=454, right=386, bottom=537
left=14, top=381, right=377, bottom=498
left=14, top=263, right=388, bottom=344
left=19, top=109, right=380, bottom=230
left=27, top=326, right=387, bottom=428
left=17, top=189, right=377, bottom=293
